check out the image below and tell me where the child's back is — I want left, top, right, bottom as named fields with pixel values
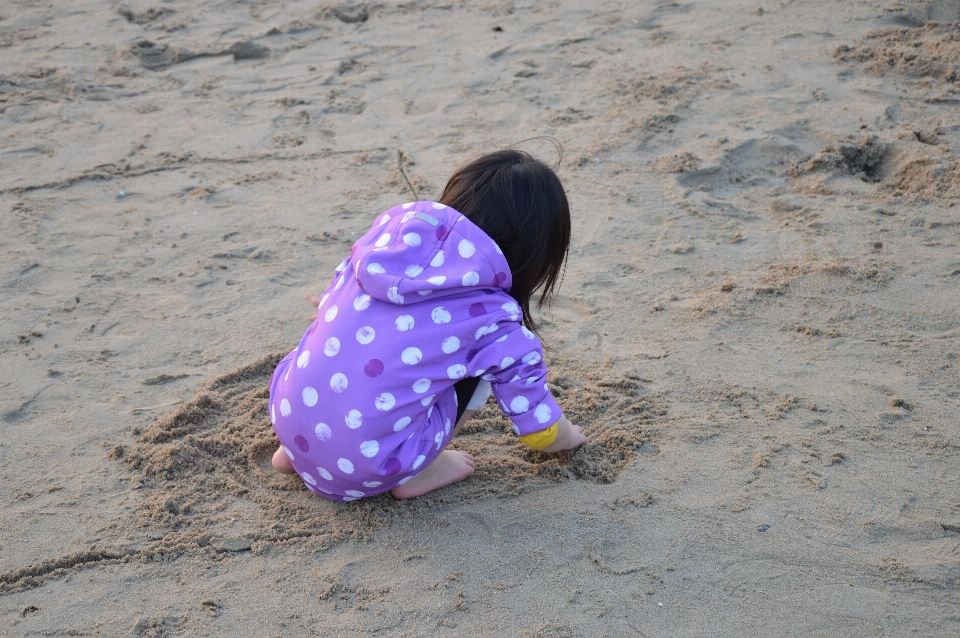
left=271, top=151, right=586, bottom=500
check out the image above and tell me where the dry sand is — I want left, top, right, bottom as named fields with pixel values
left=2, top=0, right=960, bottom=634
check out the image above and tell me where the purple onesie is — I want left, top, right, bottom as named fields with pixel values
left=269, top=201, right=564, bottom=501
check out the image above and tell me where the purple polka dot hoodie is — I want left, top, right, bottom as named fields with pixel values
left=269, top=201, right=564, bottom=501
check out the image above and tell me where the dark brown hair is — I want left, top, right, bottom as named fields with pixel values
left=439, top=149, right=571, bottom=336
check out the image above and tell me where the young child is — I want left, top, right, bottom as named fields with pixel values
left=269, top=150, right=586, bottom=500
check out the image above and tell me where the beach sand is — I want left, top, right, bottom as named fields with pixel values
left=2, top=0, right=959, bottom=634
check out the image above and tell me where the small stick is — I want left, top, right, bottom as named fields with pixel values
left=397, top=149, right=419, bottom=200
left=130, top=400, right=182, bottom=414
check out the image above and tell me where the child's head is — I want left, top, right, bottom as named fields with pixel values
left=438, top=149, right=571, bottom=334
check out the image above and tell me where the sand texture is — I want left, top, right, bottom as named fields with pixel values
left=2, top=0, right=960, bottom=635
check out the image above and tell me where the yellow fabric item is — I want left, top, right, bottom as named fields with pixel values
left=518, top=421, right=559, bottom=450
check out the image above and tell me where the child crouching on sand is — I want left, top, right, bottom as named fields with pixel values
left=269, top=150, right=586, bottom=500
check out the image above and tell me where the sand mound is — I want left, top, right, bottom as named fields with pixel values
left=788, top=136, right=891, bottom=183
left=835, top=23, right=960, bottom=84
left=114, top=353, right=662, bottom=557
left=788, top=135, right=960, bottom=201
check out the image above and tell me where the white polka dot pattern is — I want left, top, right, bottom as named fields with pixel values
left=375, top=393, right=396, bottom=411
left=360, top=440, right=379, bottom=458
left=510, top=396, right=530, bottom=413
left=401, top=347, right=422, bottom=365
left=441, top=336, right=460, bottom=354
left=458, top=239, right=475, bottom=258
left=297, top=350, right=310, bottom=368
left=330, top=373, right=349, bottom=393
left=315, top=422, right=332, bottom=442
left=345, top=410, right=362, bottom=429
left=535, top=404, right=553, bottom=424
left=324, top=337, right=340, bottom=356
left=412, top=378, right=431, bottom=393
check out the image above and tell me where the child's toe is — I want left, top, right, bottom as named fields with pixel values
left=271, top=446, right=296, bottom=474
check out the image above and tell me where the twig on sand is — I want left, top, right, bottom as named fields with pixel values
left=397, top=149, right=419, bottom=200
left=130, top=400, right=182, bottom=414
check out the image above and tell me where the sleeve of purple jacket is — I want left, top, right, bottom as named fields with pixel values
left=464, top=314, right=564, bottom=437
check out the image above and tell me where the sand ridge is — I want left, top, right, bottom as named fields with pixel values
left=116, top=352, right=660, bottom=553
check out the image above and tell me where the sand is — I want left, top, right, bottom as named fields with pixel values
left=2, top=0, right=959, bottom=634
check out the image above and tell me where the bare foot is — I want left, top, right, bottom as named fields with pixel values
left=272, top=446, right=296, bottom=474
left=391, top=450, right=475, bottom=499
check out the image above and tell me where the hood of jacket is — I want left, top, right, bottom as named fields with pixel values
left=346, top=201, right=513, bottom=306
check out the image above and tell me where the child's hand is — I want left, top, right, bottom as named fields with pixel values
left=307, top=295, right=321, bottom=322
left=540, top=416, right=587, bottom=453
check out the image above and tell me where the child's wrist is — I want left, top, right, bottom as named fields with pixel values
left=518, top=420, right=560, bottom=450
left=537, top=417, right=571, bottom=453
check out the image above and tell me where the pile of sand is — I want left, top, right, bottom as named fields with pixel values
left=110, top=353, right=662, bottom=559
left=835, top=22, right=960, bottom=84
left=822, top=19, right=960, bottom=201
